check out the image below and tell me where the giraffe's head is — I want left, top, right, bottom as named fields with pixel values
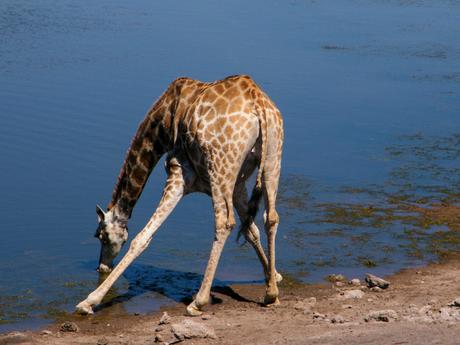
left=95, top=205, right=128, bottom=273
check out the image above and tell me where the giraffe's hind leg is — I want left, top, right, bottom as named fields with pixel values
left=234, top=183, right=282, bottom=283
left=262, top=152, right=282, bottom=306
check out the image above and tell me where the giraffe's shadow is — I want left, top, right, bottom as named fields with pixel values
left=88, top=262, right=264, bottom=313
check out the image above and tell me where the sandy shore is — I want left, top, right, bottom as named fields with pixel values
left=2, top=257, right=460, bottom=345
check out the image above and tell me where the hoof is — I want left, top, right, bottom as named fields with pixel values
left=275, top=272, right=283, bottom=283
left=186, top=301, right=203, bottom=317
left=264, top=295, right=280, bottom=306
left=75, top=300, right=94, bottom=315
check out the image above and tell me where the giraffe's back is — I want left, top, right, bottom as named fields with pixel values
left=170, top=75, right=283, bottom=191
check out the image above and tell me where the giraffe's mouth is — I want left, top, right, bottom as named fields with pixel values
left=97, top=262, right=113, bottom=273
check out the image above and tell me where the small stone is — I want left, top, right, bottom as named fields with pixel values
left=365, top=274, right=390, bottom=289
left=154, top=334, right=164, bottom=343
left=41, top=330, right=52, bottom=335
left=365, top=309, right=398, bottom=322
left=159, top=311, right=171, bottom=325
left=335, top=281, right=346, bottom=287
left=201, top=314, right=212, bottom=320
left=60, top=321, right=79, bottom=332
left=331, top=315, right=346, bottom=324
left=448, top=298, right=460, bottom=307
left=349, top=278, right=361, bottom=286
left=369, top=286, right=384, bottom=293
left=312, top=312, right=327, bottom=320
left=326, top=274, right=346, bottom=282
left=155, top=326, right=164, bottom=332
left=171, top=319, right=217, bottom=340
left=341, top=304, right=353, bottom=309
left=337, top=289, right=364, bottom=300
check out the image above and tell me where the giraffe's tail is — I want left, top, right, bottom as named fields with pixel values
left=237, top=94, right=268, bottom=243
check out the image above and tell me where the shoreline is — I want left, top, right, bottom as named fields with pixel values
left=3, top=256, right=460, bottom=344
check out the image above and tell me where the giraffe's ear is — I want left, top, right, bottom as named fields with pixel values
left=96, top=205, right=106, bottom=223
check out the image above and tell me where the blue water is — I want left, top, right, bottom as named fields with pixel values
left=1, top=0, right=459, bottom=330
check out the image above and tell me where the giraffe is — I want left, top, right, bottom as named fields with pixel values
left=76, top=75, right=284, bottom=316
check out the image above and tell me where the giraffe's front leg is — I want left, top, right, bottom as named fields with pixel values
left=186, top=197, right=233, bottom=316
left=76, top=162, right=186, bottom=314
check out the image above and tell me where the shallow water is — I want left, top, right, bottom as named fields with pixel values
left=1, top=0, right=459, bottom=330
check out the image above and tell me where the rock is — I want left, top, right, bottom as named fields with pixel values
left=154, top=334, right=164, bottom=343
left=337, top=289, right=364, bottom=300
left=201, top=314, right=212, bottom=320
left=326, top=274, right=346, bottom=282
left=365, top=274, right=390, bottom=289
left=365, top=309, right=398, bottom=322
left=439, top=307, right=460, bottom=322
left=312, top=312, right=327, bottom=320
left=41, top=330, right=52, bottom=335
left=349, top=278, right=361, bottom=286
left=171, top=319, right=217, bottom=341
left=60, top=321, right=79, bottom=332
left=341, top=304, right=353, bottom=309
left=155, top=326, right=164, bottom=332
left=331, top=315, right=346, bottom=324
left=448, top=298, right=460, bottom=307
left=335, top=281, right=346, bottom=287
left=159, top=311, right=171, bottom=325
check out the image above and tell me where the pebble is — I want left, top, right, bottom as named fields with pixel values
left=349, top=278, right=361, bottom=286
left=41, top=330, right=52, bottom=335
left=171, top=319, right=217, bottom=340
left=365, top=309, right=398, bottom=322
left=337, top=289, right=365, bottom=300
left=159, top=312, right=171, bottom=325
left=331, top=315, right=346, bottom=324
left=60, top=321, right=79, bottom=333
left=313, top=312, right=326, bottom=319
left=448, top=298, right=460, bottom=307
left=365, top=274, right=390, bottom=289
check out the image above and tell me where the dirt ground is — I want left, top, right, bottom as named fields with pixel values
left=3, top=258, right=460, bottom=345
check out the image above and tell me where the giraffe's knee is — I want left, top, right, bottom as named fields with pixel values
left=266, top=209, right=279, bottom=228
left=245, top=224, right=261, bottom=243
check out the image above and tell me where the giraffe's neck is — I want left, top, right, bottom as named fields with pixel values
left=107, top=90, right=175, bottom=220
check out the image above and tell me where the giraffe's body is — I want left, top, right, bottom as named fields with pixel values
left=77, top=75, right=284, bottom=316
